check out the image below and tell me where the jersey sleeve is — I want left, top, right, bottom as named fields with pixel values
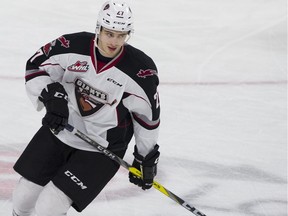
left=25, top=35, right=72, bottom=111
left=122, top=54, right=160, bottom=157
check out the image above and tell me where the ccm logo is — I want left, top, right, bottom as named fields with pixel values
left=107, top=78, right=122, bottom=87
left=64, top=170, right=87, bottom=190
left=54, top=92, right=68, bottom=101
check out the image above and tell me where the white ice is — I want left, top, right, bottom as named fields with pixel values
left=0, top=0, right=286, bottom=215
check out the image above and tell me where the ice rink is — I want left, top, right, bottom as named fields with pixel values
left=0, top=0, right=287, bottom=215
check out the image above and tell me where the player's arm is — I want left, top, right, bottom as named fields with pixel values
left=25, top=35, right=72, bottom=133
left=25, top=36, right=69, bottom=111
left=124, top=63, right=161, bottom=190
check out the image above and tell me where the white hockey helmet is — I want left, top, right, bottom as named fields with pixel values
left=96, top=1, right=134, bottom=33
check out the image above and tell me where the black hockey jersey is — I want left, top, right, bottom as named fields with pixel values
left=25, top=32, right=160, bottom=156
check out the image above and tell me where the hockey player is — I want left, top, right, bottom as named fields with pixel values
left=12, top=1, right=160, bottom=215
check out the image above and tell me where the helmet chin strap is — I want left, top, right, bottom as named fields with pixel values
left=94, top=36, right=107, bottom=56
left=94, top=25, right=106, bottom=55
left=125, top=34, right=132, bottom=43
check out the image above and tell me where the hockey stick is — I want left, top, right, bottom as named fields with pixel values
left=65, top=124, right=207, bottom=216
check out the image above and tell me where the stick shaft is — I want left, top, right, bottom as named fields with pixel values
left=65, top=124, right=207, bottom=216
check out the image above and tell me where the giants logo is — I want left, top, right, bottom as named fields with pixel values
left=137, top=69, right=157, bottom=78
left=74, top=78, right=108, bottom=116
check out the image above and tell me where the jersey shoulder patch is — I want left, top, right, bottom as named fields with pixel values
left=43, top=31, right=95, bottom=57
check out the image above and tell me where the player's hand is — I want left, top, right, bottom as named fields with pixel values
left=129, top=144, right=160, bottom=190
left=39, top=82, right=69, bottom=134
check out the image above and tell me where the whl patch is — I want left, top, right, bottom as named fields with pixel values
left=68, top=61, right=89, bottom=72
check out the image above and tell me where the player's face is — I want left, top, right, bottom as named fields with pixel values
left=97, top=28, right=129, bottom=58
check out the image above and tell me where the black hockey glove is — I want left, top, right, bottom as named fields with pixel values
left=129, top=144, right=160, bottom=190
left=39, top=82, right=69, bottom=134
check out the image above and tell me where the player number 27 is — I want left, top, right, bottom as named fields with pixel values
left=30, top=49, right=44, bottom=62
left=154, top=91, right=160, bottom=109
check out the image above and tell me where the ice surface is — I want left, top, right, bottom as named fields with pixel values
left=0, top=0, right=286, bottom=215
